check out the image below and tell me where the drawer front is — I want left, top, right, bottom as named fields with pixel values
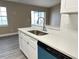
left=26, top=35, right=37, bottom=49
left=24, top=34, right=37, bottom=49
left=19, top=31, right=28, bottom=42
left=19, top=31, right=38, bottom=49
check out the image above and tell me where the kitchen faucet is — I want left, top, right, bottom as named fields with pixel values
left=37, top=17, right=47, bottom=31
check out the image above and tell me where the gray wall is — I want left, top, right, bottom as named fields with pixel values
left=0, top=1, right=49, bottom=34
left=49, top=4, right=61, bottom=27
left=61, top=14, right=78, bottom=31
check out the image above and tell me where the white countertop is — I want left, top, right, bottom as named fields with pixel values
left=18, top=26, right=78, bottom=59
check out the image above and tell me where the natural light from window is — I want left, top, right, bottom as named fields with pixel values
left=0, top=6, right=8, bottom=27
left=31, top=11, right=46, bottom=26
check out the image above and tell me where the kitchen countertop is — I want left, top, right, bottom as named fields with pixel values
left=18, top=26, right=77, bottom=59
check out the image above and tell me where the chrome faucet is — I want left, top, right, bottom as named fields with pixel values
left=37, top=17, right=47, bottom=31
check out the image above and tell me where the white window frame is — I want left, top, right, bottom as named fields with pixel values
left=0, top=6, right=8, bottom=27
left=31, top=11, right=46, bottom=26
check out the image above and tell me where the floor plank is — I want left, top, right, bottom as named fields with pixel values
left=0, top=35, right=27, bottom=59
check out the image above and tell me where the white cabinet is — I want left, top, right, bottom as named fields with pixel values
left=28, top=45, right=37, bottom=59
left=19, top=31, right=29, bottom=58
left=18, top=31, right=38, bottom=59
left=61, top=0, right=78, bottom=13
left=21, top=39, right=29, bottom=57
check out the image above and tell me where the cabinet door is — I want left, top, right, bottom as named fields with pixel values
left=19, top=37, right=23, bottom=50
left=22, top=39, right=29, bottom=58
left=18, top=31, right=23, bottom=50
left=18, top=31, right=29, bottom=58
left=28, top=45, right=37, bottom=59
left=61, top=0, right=78, bottom=13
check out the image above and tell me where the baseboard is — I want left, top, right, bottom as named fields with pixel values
left=0, top=32, right=18, bottom=37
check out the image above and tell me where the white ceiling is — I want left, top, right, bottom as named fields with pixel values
left=5, top=0, right=61, bottom=7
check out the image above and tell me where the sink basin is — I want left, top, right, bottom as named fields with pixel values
left=28, top=30, right=48, bottom=36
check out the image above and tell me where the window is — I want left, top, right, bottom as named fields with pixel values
left=31, top=11, right=46, bottom=26
left=0, top=6, right=8, bottom=27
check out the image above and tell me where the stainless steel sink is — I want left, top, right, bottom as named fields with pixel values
left=28, top=30, right=48, bottom=36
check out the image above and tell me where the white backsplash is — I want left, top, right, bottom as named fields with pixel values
left=60, top=14, right=78, bottom=31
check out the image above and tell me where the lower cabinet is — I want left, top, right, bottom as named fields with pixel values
left=21, top=39, right=29, bottom=58
left=28, top=45, right=37, bottom=59
left=19, top=31, right=38, bottom=59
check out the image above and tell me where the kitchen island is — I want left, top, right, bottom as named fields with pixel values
left=18, top=26, right=77, bottom=59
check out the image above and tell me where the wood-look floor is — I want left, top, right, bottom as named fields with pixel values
left=0, top=35, right=27, bottom=59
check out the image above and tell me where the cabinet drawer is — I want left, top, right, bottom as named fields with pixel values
left=19, top=31, right=38, bottom=49
left=19, top=31, right=28, bottom=41
left=29, top=40, right=37, bottom=49
left=23, top=34, right=37, bottom=49
left=28, top=36, right=37, bottom=49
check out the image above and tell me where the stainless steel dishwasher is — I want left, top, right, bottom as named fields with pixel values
left=38, top=41, right=72, bottom=59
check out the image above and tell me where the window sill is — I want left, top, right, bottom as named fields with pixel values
left=0, top=25, right=8, bottom=28
left=31, top=24, right=43, bottom=27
